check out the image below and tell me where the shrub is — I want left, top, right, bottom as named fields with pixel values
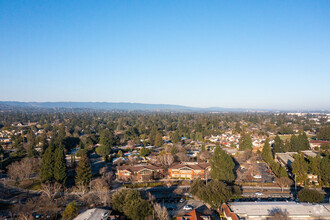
left=298, top=189, right=324, bottom=203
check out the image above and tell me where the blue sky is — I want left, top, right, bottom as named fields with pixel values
left=0, top=1, right=329, bottom=110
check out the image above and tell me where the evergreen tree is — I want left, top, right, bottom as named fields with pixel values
left=100, top=129, right=116, bottom=150
left=289, top=134, right=299, bottom=152
left=262, top=138, right=273, bottom=163
left=172, top=130, right=181, bottom=143
left=117, top=150, right=123, bottom=158
left=95, top=145, right=111, bottom=160
left=239, top=133, right=252, bottom=151
left=297, top=132, right=310, bottom=151
left=75, top=153, right=92, bottom=186
left=54, top=144, right=67, bottom=184
left=273, top=135, right=285, bottom=153
left=210, top=147, right=235, bottom=182
left=320, top=154, right=330, bottom=185
left=292, top=154, right=308, bottom=184
left=40, top=146, right=54, bottom=182
left=154, top=132, right=163, bottom=147
left=139, top=147, right=150, bottom=157
left=62, top=201, right=78, bottom=220
left=278, top=165, right=288, bottom=178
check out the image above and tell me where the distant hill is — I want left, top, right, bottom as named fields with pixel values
left=0, top=101, right=244, bottom=112
left=1, top=101, right=327, bottom=113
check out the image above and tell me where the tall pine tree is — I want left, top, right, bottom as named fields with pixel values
left=262, top=138, right=273, bottom=163
left=75, top=153, right=92, bottom=186
left=54, top=144, right=67, bottom=184
left=40, top=146, right=54, bottom=182
left=210, top=147, right=235, bottom=182
left=273, top=135, right=285, bottom=153
left=239, top=133, right=252, bottom=151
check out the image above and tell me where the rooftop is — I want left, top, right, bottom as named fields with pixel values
left=229, top=202, right=330, bottom=219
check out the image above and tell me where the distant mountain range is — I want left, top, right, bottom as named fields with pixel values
left=0, top=101, right=248, bottom=112
left=0, top=101, right=328, bottom=113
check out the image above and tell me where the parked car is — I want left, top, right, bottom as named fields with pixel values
left=179, top=198, right=185, bottom=203
left=255, top=192, right=264, bottom=196
left=183, top=205, right=193, bottom=211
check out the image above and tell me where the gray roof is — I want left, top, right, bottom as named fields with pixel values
left=229, top=202, right=330, bottom=219
left=74, top=208, right=111, bottom=220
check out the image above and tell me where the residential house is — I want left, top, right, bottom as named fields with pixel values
left=168, top=162, right=210, bottom=180
left=116, top=164, right=163, bottom=182
left=176, top=209, right=215, bottom=220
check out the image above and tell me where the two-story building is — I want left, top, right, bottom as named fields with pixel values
left=116, top=164, right=164, bottom=182
left=168, top=162, right=210, bottom=180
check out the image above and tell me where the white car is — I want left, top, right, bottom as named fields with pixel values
left=183, top=205, right=193, bottom=211
left=255, top=192, right=264, bottom=196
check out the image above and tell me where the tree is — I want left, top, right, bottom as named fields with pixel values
left=112, top=189, right=152, bottom=220
left=90, top=178, right=111, bottom=206
left=100, top=129, right=116, bottom=150
left=262, top=138, right=273, bottom=163
left=278, top=165, right=288, bottom=178
left=157, top=154, right=174, bottom=168
left=298, top=132, right=310, bottom=151
left=154, top=203, right=170, bottom=220
left=190, top=178, right=204, bottom=197
left=155, top=132, right=163, bottom=147
left=117, top=150, right=123, bottom=158
left=75, top=153, right=92, bottom=187
left=41, top=181, right=62, bottom=201
left=96, top=145, right=111, bottom=160
left=199, top=150, right=211, bottom=162
left=210, top=147, right=235, bottom=182
left=199, top=180, right=232, bottom=210
left=291, top=154, right=308, bottom=184
left=320, top=154, right=330, bottom=185
left=239, top=133, right=252, bottom=151
left=54, top=145, right=67, bottom=184
left=172, top=130, right=181, bottom=143
left=40, top=146, right=54, bottom=182
left=140, top=147, right=150, bottom=157
left=275, top=177, right=292, bottom=192
left=62, top=201, right=79, bottom=220
left=7, top=157, right=40, bottom=183
left=273, top=135, right=285, bottom=153
left=317, top=126, right=330, bottom=141
left=298, top=188, right=324, bottom=203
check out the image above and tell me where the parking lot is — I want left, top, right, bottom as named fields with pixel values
left=155, top=197, right=205, bottom=217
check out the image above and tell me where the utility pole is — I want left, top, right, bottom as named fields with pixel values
left=294, top=174, right=296, bottom=191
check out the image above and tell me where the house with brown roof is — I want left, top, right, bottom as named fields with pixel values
left=176, top=209, right=215, bottom=220
left=168, top=162, right=210, bottom=180
left=116, top=164, right=164, bottom=182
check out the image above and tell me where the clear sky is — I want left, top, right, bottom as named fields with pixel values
left=1, top=1, right=329, bottom=110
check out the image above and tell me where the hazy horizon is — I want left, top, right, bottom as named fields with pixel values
left=1, top=1, right=329, bottom=110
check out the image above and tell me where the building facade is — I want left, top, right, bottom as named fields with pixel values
left=168, top=162, right=210, bottom=180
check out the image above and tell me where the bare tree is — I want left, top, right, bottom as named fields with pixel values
left=158, top=154, right=174, bottom=167
left=154, top=203, right=170, bottom=220
left=37, top=196, right=60, bottom=219
left=74, top=182, right=89, bottom=194
left=175, top=152, right=189, bottom=162
left=198, top=151, right=211, bottom=162
left=90, top=178, right=111, bottom=206
left=41, top=181, right=62, bottom=201
left=275, top=177, right=292, bottom=192
left=128, top=154, right=139, bottom=165
left=7, top=157, right=41, bottom=183
left=11, top=199, right=37, bottom=220
left=269, top=208, right=291, bottom=220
